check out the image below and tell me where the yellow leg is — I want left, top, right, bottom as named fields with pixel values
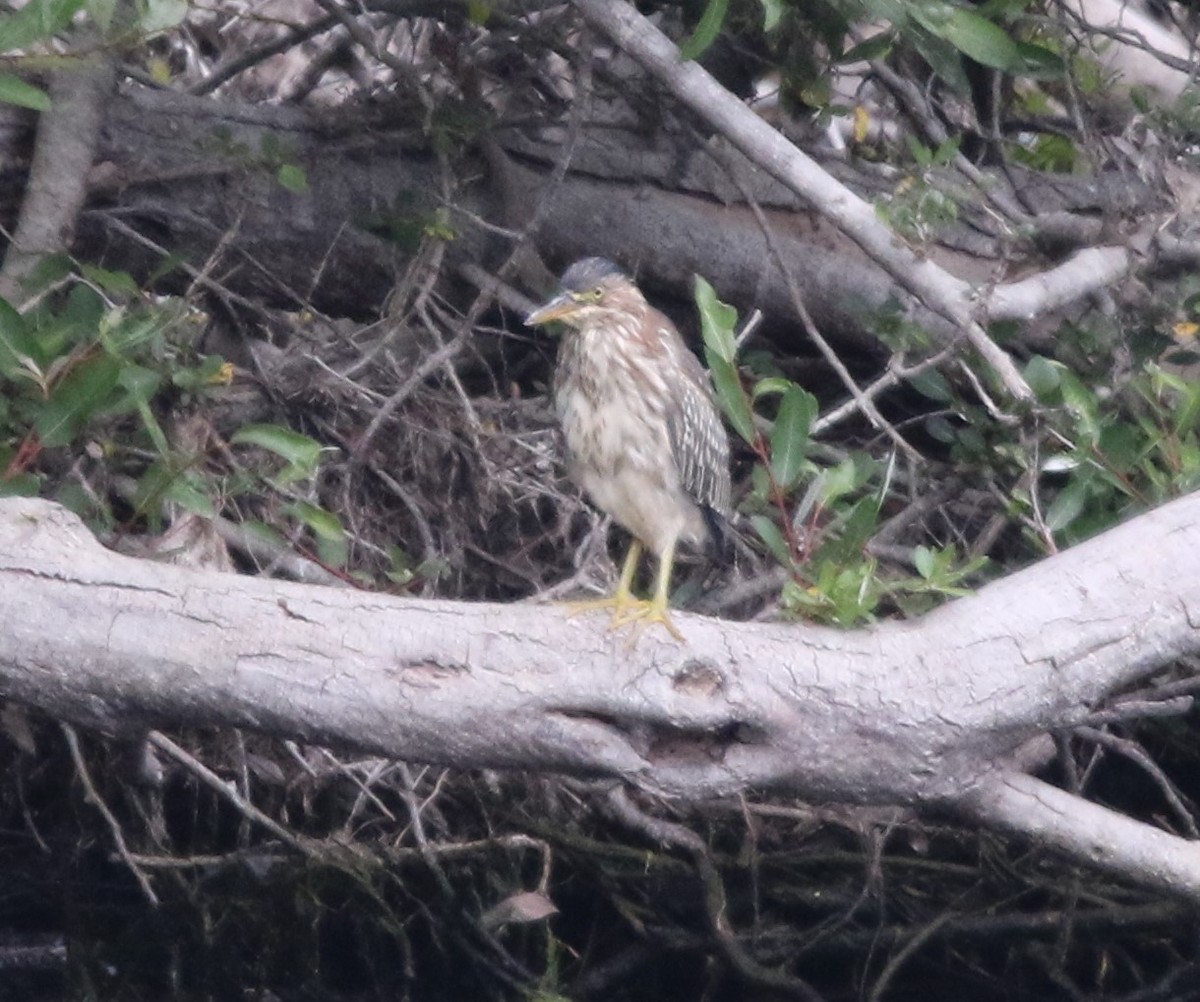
left=612, top=533, right=684, bottom=641
left=565, top=540, right=643, bottom=621
left=564, top=536, right=686, bottom=641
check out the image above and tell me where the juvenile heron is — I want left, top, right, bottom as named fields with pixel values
left=526, top=258, right=731, bottom=639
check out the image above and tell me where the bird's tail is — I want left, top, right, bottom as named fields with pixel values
left=700, top=506, right=737, bottom=567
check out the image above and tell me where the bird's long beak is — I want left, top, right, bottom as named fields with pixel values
left=525, top=292, right=580, bottom=327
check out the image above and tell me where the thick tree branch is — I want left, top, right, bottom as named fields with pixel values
left=986, top=247, right=1132, bottom=321
left=964, top=771, right=1200, bottom=898
left=0, top=83, right=1146, bottom=359
left=1, top=495, right=1199, bottom=897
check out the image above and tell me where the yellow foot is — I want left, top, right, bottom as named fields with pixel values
left=614, top=598, right=685, bottom=642
left=563, top=593, right=637, bottom=621
left=562, top=595, right=686, bottom=642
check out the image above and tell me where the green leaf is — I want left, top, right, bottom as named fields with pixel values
left=81, top=263, right=139, bottom=297
left=695, top=275, right=754, bottom=442
left=240, top=519, right=287, bottom=551
left=679, top=0, right=729, bottom=60
left=20, top=252, right=73, bottom=299
left=1023, top=354, right=1060, bottom=399
left=131, top=459, right=175, bottom=516
left=1044, top=477, right=1088, bottom=533
left=912, top=5, right=1021, bottom=72
left=102, top=303, right=183, bottom=355
left=173, top=354, right=232, bottom=391
left=0, top=472, right=40, bottom=497
left=35, top=352, right=121, bottom=447
left=163, top=474, right=217, bottom=519
left=88, top=0, right=117, bottom=34
left=751, top=376, right=794, bottom=400
left=139, top=0, right=188, bottom=34
left=135, top=398, right=169, bottom=455
left=286, top=500, right=344, bottom=541
left=913, top=544, right=936, bottom=579
left=1059, top=370, right=1100, bottom=444
left=47, top=282, right=105, bottom=349
left=839, top=31, right=895, bottom=64
left=286, top=500, right=347, bottom=567
left=925, top=415, right=956, bottom=444
left=0, top=0, right=86, bottom=52
left=466, top=0, right=490, bottom=25
left=1011, top=132, right=1077, bottom=173
left=827, top=495, right=882, bottom=563
left=706, top=354, right=756, bottom=445
left=907, top=368, right=954, bottom=402
left=0, top=296, right=37, bottom=379
left=1096, top=422, right=1144, bottom=474
left=1014, top=41, right=1065, bottom=80
left=276, top=163, right=308, bottom=193
left=770, top=386, right=817, bottom=489
left=931, top=135, right=963, bottom=165
left=909, top=27, right=971, bottom=95
left=940, top=9, right=1020, bottom=70
left=750, top=514, right=793, bottom=569
left=386, top=543, right=416, bottom=586
left=232, top=423, right=323, bottom=473
left=55, top=481, right=103, bottom=520
left=694, top=275, right=738, bottom=365
left=907, top=135, right=933, bottom=168
left=0, top=73, right=49, bottom=111
left=759, top=0, right=784, bottom=32
left=119, top=364, right=168, bottom=454
left=1172, top=380, right=1200, bottom=438
left=817, top=457, right=861, bottom=506
left=117, top=363, right=162, bottom=401
left=860, top=0, right=908, bottom=24
left=840, top=496, right=888, bottom=556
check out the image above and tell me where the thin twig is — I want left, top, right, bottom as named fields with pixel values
left=1073, top=727, right=1199, bottom=838
left=60, top=723, right=159, bottom=906
left=866, top=913, right=952, bottom=1002
left=147, top=731, right=317, bottom=855
left=603, top=787, right=827, bottom=1001
left=190, top=12, right=343, bottom=96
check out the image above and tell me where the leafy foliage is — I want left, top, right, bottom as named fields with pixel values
left=687, top=0, right=1064, bottom=116
left=0, top=257, right=359, bottom=574
left=1020, top=356, right=1200, bottom=546
left=0, top=0, right=191, bottom=111
left=696, top=278, right=990, bottom=625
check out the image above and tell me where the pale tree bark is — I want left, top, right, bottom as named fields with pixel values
left=1, top=495, right=1198, bottom=900
left=0, top=58, right=115, bottom=303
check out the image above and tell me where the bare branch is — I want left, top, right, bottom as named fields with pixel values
left=987, top=247, right=1133, bottom=321
left=570, top=0, right=1033, bottom=402
left=962, top=771, right=1200, bottom=899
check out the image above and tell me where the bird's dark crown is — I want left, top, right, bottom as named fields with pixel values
left=558, top=257, right=627, bottom=293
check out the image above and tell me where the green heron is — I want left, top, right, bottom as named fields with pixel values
left=526, top=258, right=731, bottom=639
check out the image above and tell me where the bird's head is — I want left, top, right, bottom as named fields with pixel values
left=525, top=258, right=644, bottom=330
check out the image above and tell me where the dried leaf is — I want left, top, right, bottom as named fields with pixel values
left=480, top=890, right=558, bottom=930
